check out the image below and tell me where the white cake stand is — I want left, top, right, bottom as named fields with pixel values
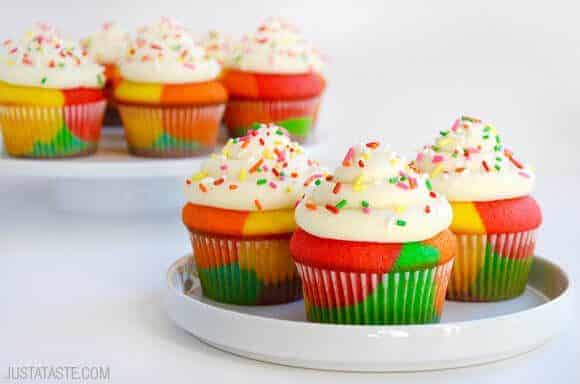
left=0, top=129, right=325, bottom=214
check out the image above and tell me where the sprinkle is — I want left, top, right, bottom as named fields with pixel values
left=238, top=168, right=247, bottom=181
left=249, top=159, right=264, bottom=173
left=273, top=148, right=285, bottom=161
left=429, top=191, right=437, bottom=198
left=408, top=177, right=417, bottom=189
left=518, top=171, right=531, bottom=178
left=358, top=159, right=365, bottom=168
left=432, top=155, right=444, bottom=164
left=352, top=183, right=366, bottom=192
left=430, top=164, right=444, bottom=178
left=395, top=206, right=406, bottom=214
left=440, top=130, right=449, bottom=136
left=362, top=207, right=371, bottom=214
left=461, top=115, right=480, bottom=123
left=259, top=138, right=265, bottom=146
left=482, top=160, right=490, bottom=172
left=455, top=167, right=466, bottom=173
left=241, top=140, right=250, bottom=149
left=451, top=118, right=460, bottom=132
left=388, top=177, right=398, bottom=184
left=41, top=77, right=47, bottom=85
left=314, top=179, right=321, bottom=186
left=325, top=175, right=334, bottom=181
left=268, top=181, right=278, bottom=189
left=220, top=164, right=228, bottom=171
left=275, top=129, right=284, bottom=136
left=416, top=153, right=425, bottom=162
left=213, top=178, right=225, bottom=186
left=332, top=182, right=342, bottom=194
left=291, top=172, right=298, bottom=178
left=254, top=200, right=263, bottom=210
left=256, top=178, right=267, bottom=185
left=366, top=142, right=380, bottom=149
left=396, top=219, right=407, bottom=227
left=425, top=205, right=431, bottom=214
left=361, top=200, right=370, bottom=208
left=342, top=147, right=355, bottom=167
left=199, top=183, right=208, bottom=192
left=494, top=164, right=501, bottom=171
left=335, top=199, right=348, bottom=209
left=325, top=204, right=339, bottom=214
left=425, top=180, right=432, bottom=190
left=185, top=179, right=191, bottom=185
left=96, top=74, right=104, bottom=86
left=306, top=202, right=317, bottom=211
left=229, top=184, right=238, bottom=190
left=506, top=154, right=524, bottom=169
left=285, top=186, right=293, bottom=193
left=192, top=171, right=207, bottom=181
left=396, top=182, right=409, bottom=190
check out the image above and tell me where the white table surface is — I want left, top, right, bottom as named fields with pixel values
left=0, top=178, right=578, bottom=383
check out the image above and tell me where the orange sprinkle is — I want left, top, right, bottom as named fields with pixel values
left=229, top=184, right=238, bottom=190
left=213, top=178, right=224, bottom=186
left=291, top=172, right=298, bottom=178
left=342, top=160, right=353, bottom=167
left=306, top=202, right=317, bottom=211
left=254, top=199, right=263, bottom=210
left=241, top=140, right=250, bottom=149
left=199, top=183, right=208, bottom=192
left=333, top=182, right=342, bottom=194
left=249, top=158, right=264, bottom=173
left=185, top=179, right=191, bottom=185
left=455, top=167, right=466, bottom=173
left=366, top=142, right=380, bottom=149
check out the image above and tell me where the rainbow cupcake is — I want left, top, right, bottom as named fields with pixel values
left=414, top=116, right=542, bottom=301
left=115, top=18, right=227, bottom=157
left=0, top=24, right=106, bottom=158
left=82, top=21, right=130, bottom=125
left=291, top=143, right=456, bottom=324
left=182, top=124, right=323, bottom=305
left=223, top=18, right=325, bottom=143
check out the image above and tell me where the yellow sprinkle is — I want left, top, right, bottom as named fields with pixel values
left=361, top=152, right=370, bottom=161
left=437, top=138, right=451, bottom=147
left=192, top=171, right=207, bottom=181
left=389, top=158, right=399, bottom=166
left=222, top=149, right=230, bottom=157
left=285, top=186, right=293, bottom=193
left=238, top=168, right=247, bottom=181
left=274, top=140, right=283, bottom=145
left=395, top=205, right=406, bottom=214
left=262, top=149, right=274, bottom=159
left=352, top=184, right=367, bottom=192
left=430, top=164, right=444, bottom=178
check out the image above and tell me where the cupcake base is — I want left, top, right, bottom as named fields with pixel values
left=224, top=96, right=321, bottom=143
left=118, top=103, right=225, bottom=158
left=447, top=231, right=536, bottom=302
left=296, top=260, right=454, bottom=325
left=190, top=231, right=301, bottom=305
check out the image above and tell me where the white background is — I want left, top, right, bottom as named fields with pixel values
left=1, top=1, right=579, bottom=383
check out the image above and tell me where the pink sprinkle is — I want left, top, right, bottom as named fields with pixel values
left=432, top=155, right=444, bottom=164
left=219, top=164, right=228, bottom=171
left=451, top=118, right=460, bottom=132
left=183, top=63, right=196, bottom=70
left=342, top=147, right=355, bottom=165
left=268, top=181, right=278, bottom=189
left=416, top=153, right=425, bottom=162
left=362, top=207, right=371, bottom=214
left=518, top=171, right=531, bottom=178
left=396, top=182, right=409, bottom=190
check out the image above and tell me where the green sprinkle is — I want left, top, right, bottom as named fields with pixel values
left=482, top=135, right=490, bottom=140
left=451, top=152, right=459, bottom=158
left=251, top=122, right=261, bottom=130
left=232, top=138, right=239, bottom=144
left=432, top=146, right=440, bottom=152
left=494, top=145, right=502, bottom=152
left=256, top=178, right=267, bottom=185
left=496, top=156, right=502, bottom=162
left=361, top=200, right=369, bottom=208
left=461, top=115, right=477, bottom=122
left=440, top=130, right=449, bottom=136
left=494, top=164, right=501, bottom=171
left=96, top=74, right=104, bottom=86
left=495, top=135, right=501, bottom=144
left=400, top=175, right=407, bottom=182
left=388, top=177, right=398, bottom=184
left=396, top=219, right=407, bottom=227
left=40, top=77, right=47, bottom=85
left=483, top=125, right=492, bottom=132
left=314, top=179, right=321, bottom=186
left=335, top=199, right=348, bottom=209
left=275, top=129, right=284, bottom=136
left=425, top=180, right=432, bottom=191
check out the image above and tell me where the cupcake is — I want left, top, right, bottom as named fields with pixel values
left=115, top=18, right=227, bottom=157
left=82, top=21, right=130, bottom=125
left=182, top=124, right=324, bottom=305
left=197, top=30, right=232, bottom=69
left=0, top=26, right=106, bottom=158
left=414, top=116, right=542, bottom=301
left=223, top=18, right=325, bottom=143
left=291, top=143, right=456, bottom=324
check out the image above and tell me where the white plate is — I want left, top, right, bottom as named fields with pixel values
left=165, top=255, right=574, bottom=372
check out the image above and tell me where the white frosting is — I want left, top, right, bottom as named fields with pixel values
left=414, top=116, right=535, bottom=202
left=227, top=17, right=324, bottom=74
left=296, top=143, right=452, bottom=243
left=0, top=25, right=104, bottom=89
left=82, top=21, right=130, bottom=64
left=197, top=30, right=232, bottom=66
left=185, top=124, right=323, bottom=211
left=119, top=18, right=220, bottom=84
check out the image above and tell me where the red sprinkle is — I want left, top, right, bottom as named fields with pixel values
left=325, top=175, right=334, bottom=181
left=425, top=205, right=431, bottom=214
left=332, top=182, right=342, bottom=194
left=482, top=160, right=490, bottom=172
left=185, top=179, right=191, bottom=185
left=358, top=159, right=365, bottom=168
left=259, top=138, right=265, bottom=146
left=325, top=204, right=339, bottom=214
left=366, top=142, right=380, bottom=149
left=429, top=191, right=437, bottom=198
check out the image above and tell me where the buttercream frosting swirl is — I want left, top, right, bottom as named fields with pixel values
left=185, top=124, right=323, bottom=211
left=119, top=18, right=220, bottom=84
left=0, top=24, right=104, bottom=89
left=197, top=30, right=232, bottom=66
left=82, top=21, right=130, bottom=65
left=227, top=17, right=324, bottom=74
left=295, top=142, right=452, bottom=243
left=414, top=116, right=535, bottom=202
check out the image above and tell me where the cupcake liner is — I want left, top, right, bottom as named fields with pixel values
left=118, top=103, right=225, bottom=158
left=189, top=231, right=301, bottom=305
left=295, top=260, right=454, bottom=325
left=0, top=101, right=105, bottom=158
left=224, top=96, right=321, bottom=142
left=446, top=230, right=536, bottom=301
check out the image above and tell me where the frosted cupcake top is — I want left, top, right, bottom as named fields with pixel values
left=414, top=116, right=535, bottom=202
left=295, top=143, right=452, bottom=243
left=185, top=124, right=323, bottom=211
left=119, top=18, right=220, bottom=84
left=0, top=24, right=104, bottom=89
left=227, top=17, right=324, bottom=74
left=82, top=21, right=130, bottom=65
left=197, top=30, right=232, bottom=66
